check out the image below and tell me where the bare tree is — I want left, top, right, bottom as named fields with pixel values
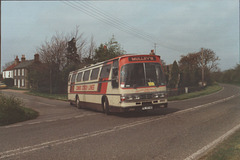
left=35, top=27, right=96, bottom=94
left=197, top=48, right=220, bottom=72
left=179, top=48, right=220, bottom=87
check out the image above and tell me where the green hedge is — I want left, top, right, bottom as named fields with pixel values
left=0, top=94, right=38, bottom=126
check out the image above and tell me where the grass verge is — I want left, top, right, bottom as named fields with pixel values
left=26, top=91, right=68, bottom=101
left=0, top=94, right=39, bottom=126
left=168, top=84, right=222, bottom=101
left=199, top=128, right=240, bottom=160
left=199, top=83, right=240, bottom=160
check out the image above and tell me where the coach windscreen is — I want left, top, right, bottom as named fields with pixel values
left=120, top=63, right=166, bottom=88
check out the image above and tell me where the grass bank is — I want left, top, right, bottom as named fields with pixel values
left=199, top=128, right=240, bottom=160
left=168, top=84, right=222, bottom=101
left=0, top=94, right=39, bottom=126
left=26, top=91, right=68, bottom=101
left=199, top=83, right=240, bottom=160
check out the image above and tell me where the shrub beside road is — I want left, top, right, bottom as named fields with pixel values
left=0, top=94, right=38, bottom=126
left=168, top=84, right=222, bottom=101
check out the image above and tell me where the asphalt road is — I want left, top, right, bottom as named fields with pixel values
left=0, top=84, right=239, bottom=160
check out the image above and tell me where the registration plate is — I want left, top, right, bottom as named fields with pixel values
left=142, top=106, right=153, bottom=110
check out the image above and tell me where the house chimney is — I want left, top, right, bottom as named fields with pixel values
left=34, top=53, right=40, bottom=62
left=21, top=55, right=26, bottom=62
left=14, top=56, right=20, bottom=65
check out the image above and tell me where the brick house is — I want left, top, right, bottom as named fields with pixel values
left=13, top=54, right=40, bottom=89
left=2, top=56, right=20, bottom=79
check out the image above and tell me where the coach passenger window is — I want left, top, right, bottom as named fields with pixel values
left=71, top=74, right=76, bottom=83
left=76, top=72, right=83, bottom=82
left=112, top=60, right=119, bottom=88
left=83, top=70, right=90, bottom=81
left=90, top=68, right=100, bottom=80
left=68, top=75, right=72, bottom=83
left=100, top=65, right=111, bottom=79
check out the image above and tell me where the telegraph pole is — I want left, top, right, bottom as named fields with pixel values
left=201, top=48, right=204, bottom=86
left=0, top=0, right=1, bottom=74
left=154, top=43, right=157, bottom=54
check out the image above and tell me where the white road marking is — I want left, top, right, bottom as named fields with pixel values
left=184, top=123, right=240, bottom=160
left=1, top=93, right=239, bottom=159
left=36, top=102, right=56, bottom=107
left=2, top=113, right=100, bottom=129
left=28, top=121, right=41, bottom=125
left=45, top=119, right=56, bottom=122
left=4, top=124, right=22, bottom=128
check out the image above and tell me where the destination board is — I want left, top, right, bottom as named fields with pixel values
left=128, top=56, right=156, bottom=62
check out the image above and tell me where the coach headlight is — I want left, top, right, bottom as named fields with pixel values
left=160, top=93, right=165, bottom=98
left=153, top=93, right=165, bottom=99
left=134, top=95, right=140, bottom=100
left=120, top=94, right=141, bottom=102
left=126, top=95, right=133, bottom=101
left=153, top=93, right=159, bottom=99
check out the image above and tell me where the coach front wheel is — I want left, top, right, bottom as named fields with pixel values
left=103, top=98, right=110, bottom=115
left=76, top=96, right=82, bottom=109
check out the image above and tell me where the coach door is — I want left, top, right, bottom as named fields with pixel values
left=70, top=73, right=76, bottom=93
left=111, top=59, right=119, bottom=88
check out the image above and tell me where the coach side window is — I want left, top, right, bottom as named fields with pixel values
left=68, top=75, right=72, bottom=83
left=83, top=70, right=90, bottom=81
left=112, top=60, right=119, bottom=88
left=76, top=72, right=83, bottom=82
left=90, top=68, right=100, bottom=80
left=71, top=74, right=76, bottom=83
left=100, top=65, right=111, bottom=79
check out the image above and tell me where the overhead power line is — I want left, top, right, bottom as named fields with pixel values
left=63, top=1, right=186, bottom=53
left=63, top=1, right=155, bottom=44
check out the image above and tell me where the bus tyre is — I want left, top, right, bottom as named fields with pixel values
left=164, top=103, right=168, bottom=108
left=76, top=96, right=82, bottom=109
left=103, top=98, right=110, bottom=115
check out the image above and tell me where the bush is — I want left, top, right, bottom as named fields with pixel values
left=0, top=94, right=38, bottom=125
left=2, top=78, right=14, bottom=87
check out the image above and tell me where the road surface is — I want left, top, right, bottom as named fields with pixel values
left=0, top=84, right=239, bottom=160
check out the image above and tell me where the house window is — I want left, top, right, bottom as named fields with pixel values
left=22, top=79, right=25, bottom=87
left=14, top=79, right=17, bottom=86
left=15, top=69, right=17, bottom=76
left=22, top=69, right=24, bottom=76
left=8, top=72, right=10, bottom=78
left=18, top=69, right=21, bottom=76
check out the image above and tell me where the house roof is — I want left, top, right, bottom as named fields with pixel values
left=14, top=60, right=34, bottom=69
left=3, top=63, right=18, bottom=71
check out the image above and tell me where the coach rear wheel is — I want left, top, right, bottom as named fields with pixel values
left=103, top=98, right=110, bottom=115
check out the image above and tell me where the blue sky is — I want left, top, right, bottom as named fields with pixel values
left=2, top=0, right=239, bottom=71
